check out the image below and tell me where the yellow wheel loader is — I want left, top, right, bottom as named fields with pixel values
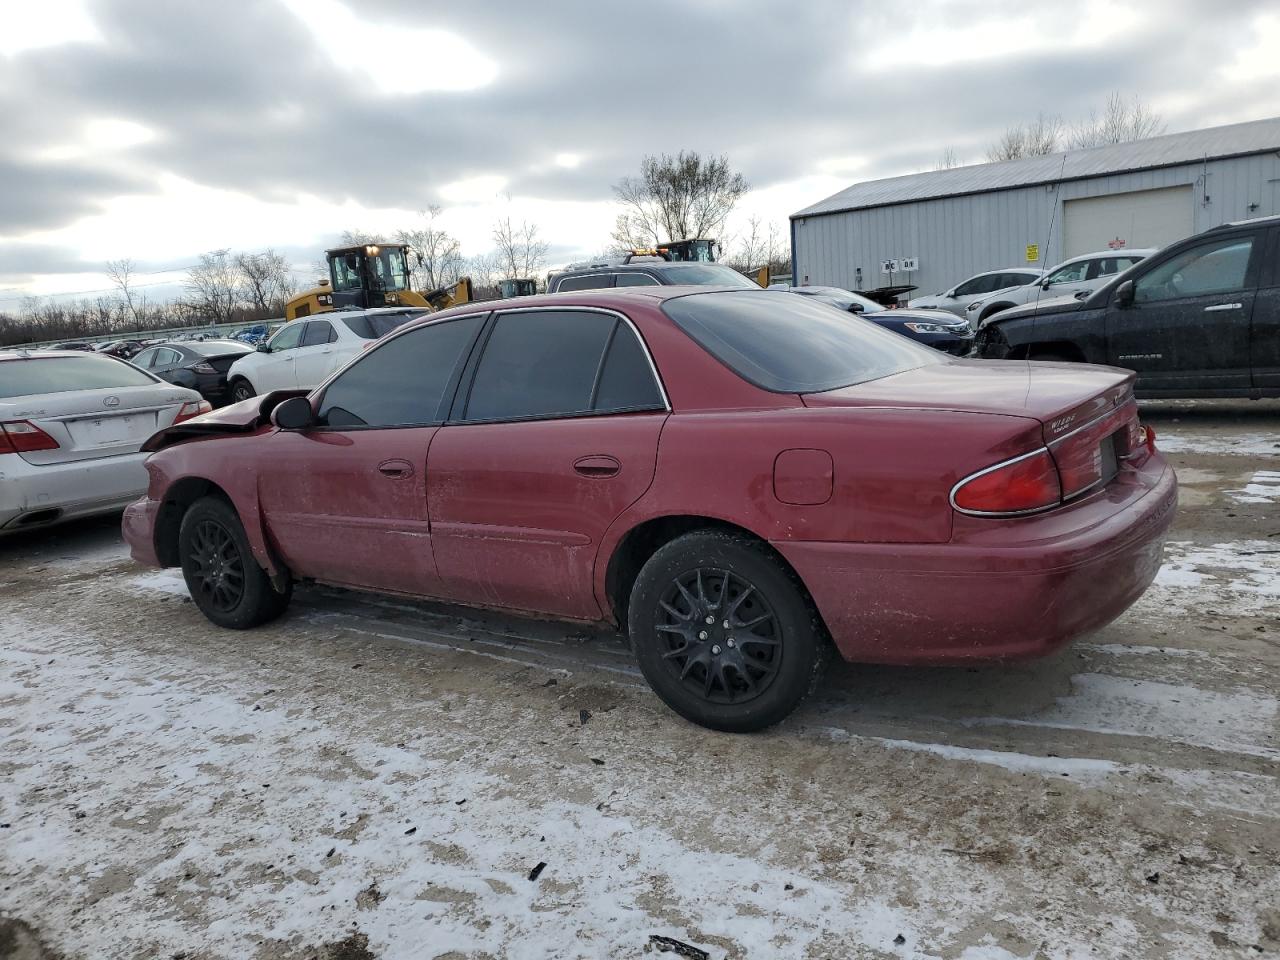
left=285, top=243, right=473, bottom=320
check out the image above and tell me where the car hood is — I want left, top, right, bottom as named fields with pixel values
left=141, top=389, right=307, bottom=452
left=876, top=308, right=969, bottom=325
left=905, top=295, right=949, bottom=308
left=979, top=294, right=1084, bottom=328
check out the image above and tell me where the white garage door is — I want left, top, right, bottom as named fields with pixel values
left=1063, top=185, right=1194, bottom=258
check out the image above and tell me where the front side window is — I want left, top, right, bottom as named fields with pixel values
left=463, top=310, right=664, bottom=421
left=1091, top=256, right=1141, bottom=279
left=663, top=290, right=941, bottom=394
left=331, top=253, right=363, bottom=292
left=301, top=321, right=336, bottom=347
left=317, top=315, right=483, bottom=428
left=268, top=322, right=305, bottom=352
left=1046, top=261, right=1091, bottom=285
left=1133, top=238, right=1255, bottom=304
left=0, top=355, right=158, bottom=399
left=615, top=273, right=661, bottom=287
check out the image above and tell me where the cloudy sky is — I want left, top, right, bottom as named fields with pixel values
left=1, top=0, right=1277, bottom=308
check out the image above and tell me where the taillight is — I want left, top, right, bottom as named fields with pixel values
left=0, top=420, right=60, bottom=454
left=174, top=400, right=212, bottom=424
left=190, top=361, right=217, bottom=374
left=951, top=449, right=1062, bottom=516
left=1140, top=424, right=1156, bottom=452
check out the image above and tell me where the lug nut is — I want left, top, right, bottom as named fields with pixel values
left=722, top=620, right=731, bottom=629
left=711, top=645, right=722, bottom=655
left=705, top=615, right=715, bottom=625
left=698, top=631, right=708, bottom=640
left=727, top=638, right=736, bottom=648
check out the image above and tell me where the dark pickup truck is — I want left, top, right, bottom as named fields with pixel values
left=974, top=214, right=1280, bottom=398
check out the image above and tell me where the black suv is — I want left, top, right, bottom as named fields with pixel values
left=974, top=215, right=1280, bottom=398
left=547, top=260, right=760, bottom=292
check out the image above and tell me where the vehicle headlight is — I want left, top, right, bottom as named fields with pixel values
left=903, top=321, right=955, bottom=334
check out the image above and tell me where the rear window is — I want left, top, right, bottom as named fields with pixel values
left=662, top=291, right=943, bottom=394
left=341, top=312, right=426, bottom=339
left=658, top=264, right=759, bottom=288
left=0, top=355, right=158, bottom=399
left=187, top=340, right=252, bottom=356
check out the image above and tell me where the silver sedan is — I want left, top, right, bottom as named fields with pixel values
left=0, top=349, right=207, bottom=533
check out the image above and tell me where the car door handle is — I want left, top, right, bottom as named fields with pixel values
left=573, top=455, right=621, bottom=478
left=1204, top=303, right=1243, bottom=312
left=378, top=458, right=415, bottom=479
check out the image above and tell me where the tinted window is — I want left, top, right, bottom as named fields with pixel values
left=663, top=290, right=942, bottom=394
left=0, top=355, right=158, bottom=399
left=465, top=310, right=615, bottom=421
left=1001, top=273, right=1038, bottom=288
left=317, top=316, right=483, bottom=428
left=658, top=264, right=758, bottom=288
left=133, top=348, right=159, bottom=369
left=302, top=321, right=336, bottom=346
left=615, top=273, right=661, bottom=287
left=555, top=274, right=613, bottom=292
left=268, top=322, right=305, bottom=351
left=593, top=324, right=665, bottom=412
left=341, top=312, right=423, bottom=339
left=154, top=348, right=183, bottom=367
left=1134, top=238, right=1254, bottom=303
left=953, top=276, right=987, bottom=297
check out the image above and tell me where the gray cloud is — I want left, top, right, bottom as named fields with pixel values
left=1, top=0, right=1275, bottom=283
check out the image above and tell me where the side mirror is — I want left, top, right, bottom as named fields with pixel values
left=1114, top=279, right=1135, bottom=308
left=1041, top=280, right=1052, bottom=290
left=945, top=289, right=956, bottom=298
left=256, top=342, right=271, bottom=353
left=847, top=303, right=864, bottom=313
left=272, top=396, right=315, bottom=430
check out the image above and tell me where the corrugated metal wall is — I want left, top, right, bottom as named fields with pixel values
left=792, top=153, right=1280, bottom=298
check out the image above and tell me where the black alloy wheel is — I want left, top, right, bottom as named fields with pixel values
left=655, top=568, right=782, bottom=704
left=187, top=517, right=246, bottom=613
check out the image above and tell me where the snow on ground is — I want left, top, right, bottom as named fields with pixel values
left=1153, top=432, right=1280, bottom=457
left=1131, top=539, right=1280, bottom=619
left=1228, top=470, right=1280, bottom=504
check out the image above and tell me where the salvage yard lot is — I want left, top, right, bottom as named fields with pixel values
left=2, top=401, right=1278, bottom=960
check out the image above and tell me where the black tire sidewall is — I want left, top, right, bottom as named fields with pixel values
left=231, top=380, right=254, bottom=403
left=178, top=496, right=289, bottom=629
left=629, top=532, right=823, bottom=733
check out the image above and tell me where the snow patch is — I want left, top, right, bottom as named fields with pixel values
left=1138, top=540, right=1280, bottom=619
left=1154, top=432, right=1279, bottom=457
left=128, top=570, right=190, bottom=597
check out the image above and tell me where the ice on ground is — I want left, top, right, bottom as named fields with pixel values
left=1138, top=540, right=1280, bottom=618
left=1228, top=470, right=1280, bottom=504
left=128, top=570, right=190, bottom=597
left=1154, top=432, right=1280, bottom=457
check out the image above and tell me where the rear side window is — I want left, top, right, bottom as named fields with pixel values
left=341, top=312, right=423, bottom=339
left=615, top=273, right=661, bottom=287
left=463, top=310, right=664, bottom=421
left=662, top=290, right=942, bottom=394
left=317, top=315, right=483, bottom=428
left=0, top=355, right=158, bottom=399
left=555, top=274, right=613, bottom=292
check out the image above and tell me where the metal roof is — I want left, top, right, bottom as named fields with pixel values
left=793, top=116, right=1280, bottom=219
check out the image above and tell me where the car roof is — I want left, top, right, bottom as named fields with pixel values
left=416, top=285, right=754, bottom=329
left=1059, top=248, right=1159, bottom=264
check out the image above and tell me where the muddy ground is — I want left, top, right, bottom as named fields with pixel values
left=1, top=400, right=1277, bottom=960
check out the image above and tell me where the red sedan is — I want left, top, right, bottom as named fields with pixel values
left=124, top=288, right=1176, bottom=731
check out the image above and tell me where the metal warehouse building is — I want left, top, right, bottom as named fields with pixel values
left=790, top=116, right=1280, bottom=301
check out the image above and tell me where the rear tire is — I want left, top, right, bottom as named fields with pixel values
left=179, top=496, right=291, bottom=629
left=229, top=378, right=255, bottom=404
left=628, top=531, right=826, bottom=733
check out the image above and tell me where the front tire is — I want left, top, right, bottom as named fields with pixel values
left=628, top=531, right=826, bottom=733
left=179, top=496, right=291, bottom=629
left=229, top=378, right=255, bottom=404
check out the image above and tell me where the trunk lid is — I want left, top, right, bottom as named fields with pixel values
left=1, top=383, right=198, bottom=465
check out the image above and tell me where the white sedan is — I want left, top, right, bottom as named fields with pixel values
left=908, top=267, right=1045, bottom=317
left=0, top=349, right=207, bottom=533
left=225, top=308, right=426, bottom=402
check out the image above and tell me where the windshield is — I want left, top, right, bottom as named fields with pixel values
left=789, top=287, right=885, bottom=313
left=369, top=248, right=410, bottom=292
left=662, top=290, right=942, bottom=393
left=341, top=312, right=425, bottom=339
left=0, top=355, right=157, bottom=399
left=660, top=264, right=759, bottom=289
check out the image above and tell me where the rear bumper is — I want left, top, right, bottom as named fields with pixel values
left=0, top=451, right=150, bottom=533
left=774, top=459, right=1177, bottom=665
left=122, top=496, right=163, bottom=566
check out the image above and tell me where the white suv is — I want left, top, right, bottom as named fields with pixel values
left=908, top=267, right=1045, bottom=318
left=226, top=308, right=426, bottom=402
left=966, top=249, right=1156, bottom=323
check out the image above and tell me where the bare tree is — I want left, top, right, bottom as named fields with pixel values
left=235, top=250, right=296, bottom=314
left=986, top=113, right=1064, bottom=162
left=105, top=258, right=144, bottom=324
left=1068, top=93, right=1166, bottom=149
left=935, top=148, right=961, bottom=170
left=611, top=151, right=749, bottom=250
left=185, top=250, right=242, bottom=324
left=339, top=229, right=387, bottom=246
left=395, top=206, right=464, bottom=292
left=466, top=251, right=502, bottom=298
left=492, top=216, right=549, bottom=280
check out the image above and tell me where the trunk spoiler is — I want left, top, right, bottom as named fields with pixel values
left=141, top=389, right=309, bottom=453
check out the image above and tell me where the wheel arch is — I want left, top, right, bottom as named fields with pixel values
left=979, top=301, right=1016, bottom=322
left=601, top=514, right=824, bottom=633
left=153, top=477, right=234, bottom=567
